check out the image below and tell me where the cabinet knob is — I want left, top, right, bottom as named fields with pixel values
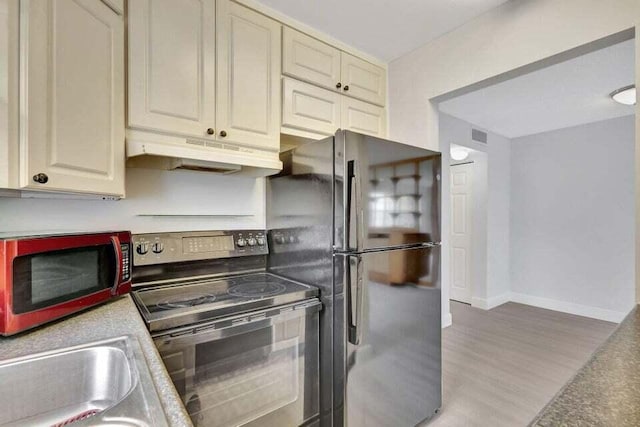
left=343, top=85, right=349, bottom=91
left=33, top=173, right=48, bottom=184
left=206, top=128, right=215, bottom=135
left=336, top=82, right=342, bottom=89
left=219, top=130, right=227, bottom=137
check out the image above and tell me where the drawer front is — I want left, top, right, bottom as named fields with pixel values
left=282, top=77, right=341, bottom=136
left=282, top=27, right=341, bottom=91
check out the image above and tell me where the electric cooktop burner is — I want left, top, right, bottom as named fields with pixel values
left=156, top=294, right=217, bottom=310
left=133, top=272, right=320, bottom=332
left=227, top=282, right=287, bottom=298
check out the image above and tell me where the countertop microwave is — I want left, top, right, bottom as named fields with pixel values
left=0, top=231, right=132, bottom=335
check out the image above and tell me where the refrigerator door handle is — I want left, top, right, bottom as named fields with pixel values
left=335, top=241, right=441, bottom=255
left=345, top=160, right=364, bottom=252
left=347, top=255, right=364, bottom=345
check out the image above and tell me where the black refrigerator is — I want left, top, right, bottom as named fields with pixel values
left=267, top=130, right=442, bottom=427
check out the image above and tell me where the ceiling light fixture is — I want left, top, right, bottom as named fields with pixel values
left=450, top=147, right=469, bottom=161
left=610, top=85, right=636, bottom=105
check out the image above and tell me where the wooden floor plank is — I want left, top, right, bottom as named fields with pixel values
left=426, top=301, right=616, bottom=427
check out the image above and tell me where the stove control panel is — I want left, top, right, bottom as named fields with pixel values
left=132, top=230, right=268, bottom=266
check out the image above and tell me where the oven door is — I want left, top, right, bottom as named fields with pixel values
left=154, top=299, right=321, bottom=427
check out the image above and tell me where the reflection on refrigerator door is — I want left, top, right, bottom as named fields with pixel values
left=343, top=246, right=441, bottom=427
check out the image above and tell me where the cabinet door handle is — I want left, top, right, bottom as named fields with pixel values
left=343, top=85, right=349, bottom=91
left=219, top=130, right=227, bottom=137
left=206, top=128, right=215, bottom=135
left=33, top=173, right=48, bottom=184
left=336, top=82, right=342, bottom=89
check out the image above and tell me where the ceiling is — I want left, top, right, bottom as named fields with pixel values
left=255, top=0, right=511, bottom=62
left=439, top=40, right=636, bottom=139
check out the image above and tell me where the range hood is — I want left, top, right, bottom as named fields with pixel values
left=126, top=133, right=283, bottom=177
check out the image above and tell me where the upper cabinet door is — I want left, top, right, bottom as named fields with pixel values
left=21, top=0, right=125, bottom=196
left=282, top=27, right=341, bottom=91
left=282, top=77, right=340, bottom=136
left=128, top=0, right=216, bottom=139
left=340, top=53, right=386, bottom=106
left=341, top=96, right=387, bottom=138
left=216, top=0, right=281, bottom=151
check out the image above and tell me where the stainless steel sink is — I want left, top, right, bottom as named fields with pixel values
left=0, top=336, right=168, bottom=427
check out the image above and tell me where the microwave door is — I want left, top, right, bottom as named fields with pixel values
left=335, top=244, right=442, bottom=427
left=337, top=130, right=442, bottom=254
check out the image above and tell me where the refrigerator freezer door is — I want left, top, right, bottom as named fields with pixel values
left=335, top=245, right=442, bottom=426
left=336, top=130, right=441, bottom=257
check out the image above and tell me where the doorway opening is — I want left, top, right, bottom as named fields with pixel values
left=439, top=37, right=636, bottom=322
left=449, top=145, right=487, bottom=305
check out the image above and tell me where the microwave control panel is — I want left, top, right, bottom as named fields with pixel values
left=132, top=230, right=268, bottom=266
left=121, top=243, right=131, bottom=281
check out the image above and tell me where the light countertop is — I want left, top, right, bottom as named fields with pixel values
left=0, top=295, right=193, bottom=427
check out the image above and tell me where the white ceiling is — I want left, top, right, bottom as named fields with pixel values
left=439, top=40, right=636, bottom=139
left=255, top=0, right=511, bottom=62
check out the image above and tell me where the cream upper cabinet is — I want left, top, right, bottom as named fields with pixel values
left=340, top=52, right=386, bottom=106
left=282, top=27, right=341, bottom=91
left=20, top=0, right=125, bottom=196
left=216, top=0, right=281, bottom=151
left=282, top=77, right=386, bottom=138
left=341, top=96, right=386, bottom=138
left=282, top=77, right=340, bottom=136
left=128, top=0, right=216, bottom=139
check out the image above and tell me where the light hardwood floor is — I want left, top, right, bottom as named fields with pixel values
left=427, top=301, right=617, bottom=427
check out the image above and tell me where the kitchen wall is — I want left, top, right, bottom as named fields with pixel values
left=440, top=113, right=511, bottom=320
left=389, top=0, right=639, bottom=151
left=0, top=168, right=265, bottom=233
left=510, top=115, right=636, bottom=321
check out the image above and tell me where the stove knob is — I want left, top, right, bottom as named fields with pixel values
left=236, top=238, right=246, bottom=247
left=288, top=236, right=296, bottom=244
left=256, top=237, right=265, bottom=246
left=152, top=242, right=164, bottom=254
left=247, top=238, right=257, bottom=246
left=274, top=236, right=285, bottom=244
left=136, top=242, right=149, bottom=255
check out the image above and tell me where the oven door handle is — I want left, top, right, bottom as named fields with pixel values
left=110, top=236, right=122, bottom=295
left=155, top=300, right=322, bottom=344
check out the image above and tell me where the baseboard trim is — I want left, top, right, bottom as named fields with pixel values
left=509, top=292, right=630, bottom=323
left=442, top=312, right=452, bottom=328
left=471, top=293, right=510, bottom=310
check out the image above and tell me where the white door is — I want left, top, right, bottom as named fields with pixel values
left=340, top=52, right=386, bottom=106
left=341, top=96, right=386, bottom=138
left=216, top=0, right=281, bottom=151
left=127, top=0, right=216, bottom=139
left=21, top=0, right=125, bottom=196
left=282, top=77, right=341, bottom=136
left=282, top=27, right=341, bottom=91
left=450, top=163, right=473, bottom=304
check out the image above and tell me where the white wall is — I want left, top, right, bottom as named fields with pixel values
left=0, top=168, right=265, bottom=233
left=510, top=116, right=636, bottom=321
left=440, top=113, right=511, bottom=320
left=389, top=0, right=640, bottom=151
left=389, top=0, right=640, bottom=323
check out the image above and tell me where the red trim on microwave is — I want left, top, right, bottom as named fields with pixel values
left=0, top=231, right=132, bottom=336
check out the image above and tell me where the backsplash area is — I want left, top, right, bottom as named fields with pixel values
left=0, top=168, right=266, bottom=233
